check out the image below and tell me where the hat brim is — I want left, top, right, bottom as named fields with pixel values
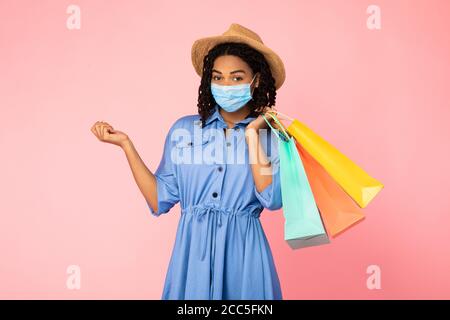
left=191, top=35, right=286, bottom=90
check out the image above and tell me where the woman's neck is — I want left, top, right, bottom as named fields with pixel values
left=219, top=105, right=251, bottom=128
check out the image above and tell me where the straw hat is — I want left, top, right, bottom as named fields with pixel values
left=191, top=23, right=286, bottom=90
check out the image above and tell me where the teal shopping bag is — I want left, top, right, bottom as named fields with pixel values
left=262, top=113, right=329, bottom=249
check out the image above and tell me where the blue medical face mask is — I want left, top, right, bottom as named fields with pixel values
left=210, top=74, right=257, bottom=112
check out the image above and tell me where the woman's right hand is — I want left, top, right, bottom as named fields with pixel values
left=90, top=121, right=130, bottom=148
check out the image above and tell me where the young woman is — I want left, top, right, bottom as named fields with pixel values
left=90, top=23, right=286, bottom=300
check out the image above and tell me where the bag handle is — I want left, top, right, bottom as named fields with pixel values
left=261, top=112, right=290, bottom=141
left=261, top=114, right=280, bottom=140
left=264, top=112, right=291, bottom=140
left=271, top=108, right=295, bottom=121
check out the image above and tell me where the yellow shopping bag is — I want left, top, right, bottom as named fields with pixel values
left=273, top=110, right=384, bottom=208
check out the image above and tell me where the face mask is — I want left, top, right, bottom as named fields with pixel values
left=210, top=74, right=257, bottom=112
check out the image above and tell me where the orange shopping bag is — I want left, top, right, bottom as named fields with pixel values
left=295, top=139, right=366, bottom=237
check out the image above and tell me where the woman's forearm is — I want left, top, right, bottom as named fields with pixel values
left=245, top=129, right=273, bottom=192
left=121, top=138, right=159, bottom=212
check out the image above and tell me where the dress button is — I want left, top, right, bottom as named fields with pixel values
left=218, top=166, right=223, bottom=172
left=235, top=127, right=240, bottom=131
left=188, top=142, right=193, bottom=146
left=212, top=192, right=218, bottom=198
left=226, top=142, right=231, bottom=147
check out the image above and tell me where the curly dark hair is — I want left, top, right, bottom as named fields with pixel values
left=196, top=42, right=277, bottom=127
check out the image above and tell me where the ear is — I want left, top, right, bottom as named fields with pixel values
left=255, top=72, right=260, bottom=87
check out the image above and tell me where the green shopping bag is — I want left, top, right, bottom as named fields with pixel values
left=262, top=113, right=329, bottom=249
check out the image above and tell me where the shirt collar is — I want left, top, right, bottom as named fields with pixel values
left=204, top=104, right=257, bottom=127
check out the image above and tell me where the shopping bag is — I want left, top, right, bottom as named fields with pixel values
left=296, top=139, right=366, bottom=237
left=262, top=113, right=329, bottom=249
left=273, top=110, right=384, bottom=208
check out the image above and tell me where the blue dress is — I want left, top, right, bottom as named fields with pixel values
left=147, top=104, right=283, bottom=300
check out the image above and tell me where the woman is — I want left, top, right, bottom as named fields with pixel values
left=90, top=23, right=286, bottom=300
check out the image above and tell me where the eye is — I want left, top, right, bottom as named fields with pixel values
left=211, top=75, right=244, bottom=82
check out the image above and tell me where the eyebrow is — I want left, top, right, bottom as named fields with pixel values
left=212, top=69, right=247, bottom=75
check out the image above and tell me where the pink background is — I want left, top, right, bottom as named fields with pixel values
left=1, top=0, right=449, bottom=299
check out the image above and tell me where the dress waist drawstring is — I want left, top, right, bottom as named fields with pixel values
left=181, top=204, right=262, bottom=299
left=196, top=206, right=223, bottom=262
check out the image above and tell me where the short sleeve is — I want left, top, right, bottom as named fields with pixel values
left=253, top=128, right=283, bottom=210
left=147, top=122, right=180, bottom=216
